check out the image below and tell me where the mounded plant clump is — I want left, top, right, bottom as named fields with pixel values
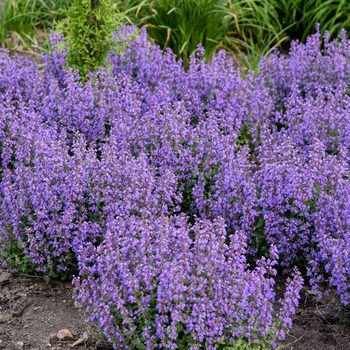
left=2, top=25, right=350, bottom=348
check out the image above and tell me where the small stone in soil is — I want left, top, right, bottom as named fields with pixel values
left=57, top=329, right=74, bottom=341
left=0, top=272, right=11, bottom=285
left=15, top=342, right=24, bottom=349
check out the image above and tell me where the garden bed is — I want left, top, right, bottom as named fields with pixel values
left=3, top=24, right=350, bottom=349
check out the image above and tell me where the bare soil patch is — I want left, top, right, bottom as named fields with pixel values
left=276, top=279, right=350, bottom=350
left=0, top=266, right=111, bottom=350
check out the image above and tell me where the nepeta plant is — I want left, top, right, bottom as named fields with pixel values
left=258, top=28, right=350, bottom=108
left=307, top=146, right=350, bottom=306
left=0, top=49, right=43, bottom=102
left=0, top=115, right=95, bottom=279
left=74, top=215, right=303, bottom=349
left=7, top=21, right=350, bottom=346
left=253, top=133, right=317, bottom=267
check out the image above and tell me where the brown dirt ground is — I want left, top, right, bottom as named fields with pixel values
left=275, top=278, right=350, bottom=350
left=1, top=266, right=350, bottom=350
left=0, top=266, right=112, bottom=350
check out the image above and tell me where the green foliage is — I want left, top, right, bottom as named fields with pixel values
left=0, top=0, right=40, bottom=46
left=35, top=0, right=73, bottom=29
left=1, top=235, right=37, bottom=275
left=301, top=0, right=350, bottom=41
left=236, top=122, right=253, bottom=152
left=114, top=0, right=289, bottom=71
left=273, top=0, right=304, bottom=40
left=223, top=0, right=290, bottom=72
left=5, top=0, right=350, bottom=71
left=45, top=249, right=79, bottom=281
left=273, top=0, right=350, bottom=42
left=110, top=296, right=279, bottom=349
left=215, top=334, right=276, bottom=349
left=113, top=0, right=149, bottom=24
left=179, top=182, right=195, bottom=217
left=110, top=293, right=158, bottom=349
left=113, top=0, right=350, bottom=71
left=249, top=212, right=270, bottom=263
left=1, top=232, right=78, bottom=281
left=143, top=0, right=237, bottom=69
left=58, top=0, right=136, bottom=83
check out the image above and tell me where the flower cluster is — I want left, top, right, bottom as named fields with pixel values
left=258, top=28, right=350, bottom=154
left=74, top=215, right=302, bottom=349
left=256, top=29, right=350, bottom=303
left=307, top=146, right=350, bottom=306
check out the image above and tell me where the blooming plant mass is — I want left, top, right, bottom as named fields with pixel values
left=2, top=12, right=350, bottom=348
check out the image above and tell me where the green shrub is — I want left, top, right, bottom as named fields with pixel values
left=58, top=0, right=135, bottom=82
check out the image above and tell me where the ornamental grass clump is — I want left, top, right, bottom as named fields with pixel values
left=74, top=215, right=303, bottom=349
left=113, top=0, right=289, bottom=71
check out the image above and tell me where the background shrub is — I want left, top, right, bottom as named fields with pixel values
left=57, top=0, right=125, bottom=83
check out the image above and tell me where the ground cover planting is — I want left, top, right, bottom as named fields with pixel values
left=2, top=20, right=350, bottom=348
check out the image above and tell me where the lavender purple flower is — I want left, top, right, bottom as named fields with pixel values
left=74, top=215, right=302, bottom=349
